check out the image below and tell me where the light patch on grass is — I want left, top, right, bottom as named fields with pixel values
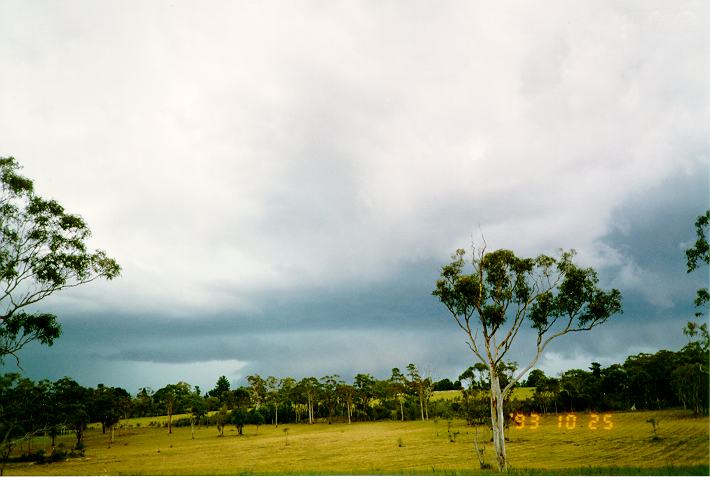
left=432, top=387, right=535, bottom=401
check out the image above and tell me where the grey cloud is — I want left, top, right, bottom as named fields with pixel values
left=0, top=1, right=707, bottom=391
left=600, top=164, right=708, bottom=308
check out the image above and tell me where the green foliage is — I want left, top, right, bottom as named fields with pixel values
left=525, top=369, right=547, bottom=388
left=153, top=382, right=193, bottom=415
left=686, top=210, right=709, bottom=318
left=208, top=376, right=231, bottom=403
left=214, top=406, right=228, bottom=436
left=320, top=374, right=341, bottom=424
left=230, top=408, right=247, bottom=435
left=686, top=210, right=709, bottom=272
left=92, top=384, right=131, bottom=434
left=248, top=410, right=265, bottom=433
left=432, top=378, right=459, bottom=391
left=50, top=377, right=91, bottom=449
left=0, top=157, right=120, bottom=363
left=435, top=244, right=625, bottom=470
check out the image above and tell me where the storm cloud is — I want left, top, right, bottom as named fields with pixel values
left=0, top=0, right=707, bottom=392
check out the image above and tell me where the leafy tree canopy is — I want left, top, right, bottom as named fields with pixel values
left=0, top=157, right=120, bottom=363
left=685, top=210, right=709, bottom=318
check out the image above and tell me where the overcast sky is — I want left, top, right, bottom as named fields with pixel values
left=0, top=0, right=708, bottom=394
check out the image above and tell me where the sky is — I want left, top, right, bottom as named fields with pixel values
left=0, top=0, right=708, bottom=394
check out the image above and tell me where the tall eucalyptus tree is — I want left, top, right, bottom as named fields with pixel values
left=433, top=246, right=621, bottom=471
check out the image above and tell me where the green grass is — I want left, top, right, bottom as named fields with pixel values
left=432, top=387, right=535, bottom=401
left=4, top=410, right=708, bottom=475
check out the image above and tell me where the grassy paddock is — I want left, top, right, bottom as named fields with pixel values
left=432, top=387, right=535, bottom=401
left=4, top=410, right=708, bottom=475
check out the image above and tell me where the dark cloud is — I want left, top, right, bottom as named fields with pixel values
left=0, top=1, right=707, bottom=392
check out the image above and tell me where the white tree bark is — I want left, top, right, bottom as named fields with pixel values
left=489, top=372, right=507, bottom=471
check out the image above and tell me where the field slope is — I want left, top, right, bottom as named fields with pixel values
left=4, top=410, right=708, bottom=475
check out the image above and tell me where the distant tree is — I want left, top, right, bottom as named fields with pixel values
left=247, top=374, right=267, bottom=409
left=624, top=351, right=679, bottom=410
left=433, top=246, right=622, bottom=471
left=0, top=157, right=120, bottom=364
left=531, top=377, right=559, bottom=414
left=214, top=406, right=229, bottom=437
left=188, top=389, right=208, bottom=439
left=298, top=377, right=321, bottom=424
left=232, top=386, right=251, bottom=410
left=673, top=326, right=709, bottom=415
left=154, top=382, right=192, bottom=434
left=372, top=378, right=395, bottom=420
left=525, top=369, right=547, bottom=388
left=623, top=354, right=654, bottom=409
left=249, top=409, right=265, bottom=434
left=432, top=378, right=456, bottom=391
left=208, top=376, right=231, bottom=405
left=558, top=369, right=592, bottom=411
left=205, top=395, right=221, bottom=412
left=598, top=364, right=627, bottom=410
left=422, top=378, right=433, bottom=420
left=11, top=377, right=47, bottom=455
left=320, top=375, right=341, bottom=424
left=278, top=377, right=296, bottom=423
left=336, top=383, right=355, bottom=424
left=230, top=408, right=247, bottom=435
left=390, top=368, right=407, bottom=421
left=458, top=366, right=478, bottom=391
left=403, top=366, right=434, bottom=421
left=92, top=385, right=130, bottom=445
left=265, top=376, right=284, bottom=427
left=133, top=387, right=154, bottom=418
left=460, top=363, right=496, bottom=391
left=0, top=373, right=34, bottom=473
left=353, top=373, right=376, bottom=421
left=51, top=377, right=91, bottom=450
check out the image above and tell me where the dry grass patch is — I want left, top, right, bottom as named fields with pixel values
left=4, top=410, right=707, bottom=475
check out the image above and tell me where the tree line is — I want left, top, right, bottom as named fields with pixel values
left=455, top=326, right=709, bottom=428
left=2, top=328, right=707, bottom=467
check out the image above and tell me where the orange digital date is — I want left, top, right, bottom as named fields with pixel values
left=508, top=413, right=613, bottom=430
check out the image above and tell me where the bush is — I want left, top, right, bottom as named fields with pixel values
left=172, top=418, right=193, bottom=428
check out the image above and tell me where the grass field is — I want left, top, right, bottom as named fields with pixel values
left=432, top=387, right=535, bottom=402
left=4, top=410, right=708, bottom=475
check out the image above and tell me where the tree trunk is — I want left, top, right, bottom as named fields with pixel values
left=75, top=425, right=84, bottom=450
left=275, top=403, right=279, bottom=427
left=489, top=373, right=507, bottom=472
left=399, top=397, right=404, bottom=421
left=419, top=394, right=424, bottom=421
left=347, top=402, right=351, bottom=424
left=473, top=424, right=487, bottom=469
left=191, top=417, right=195, bottom=440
